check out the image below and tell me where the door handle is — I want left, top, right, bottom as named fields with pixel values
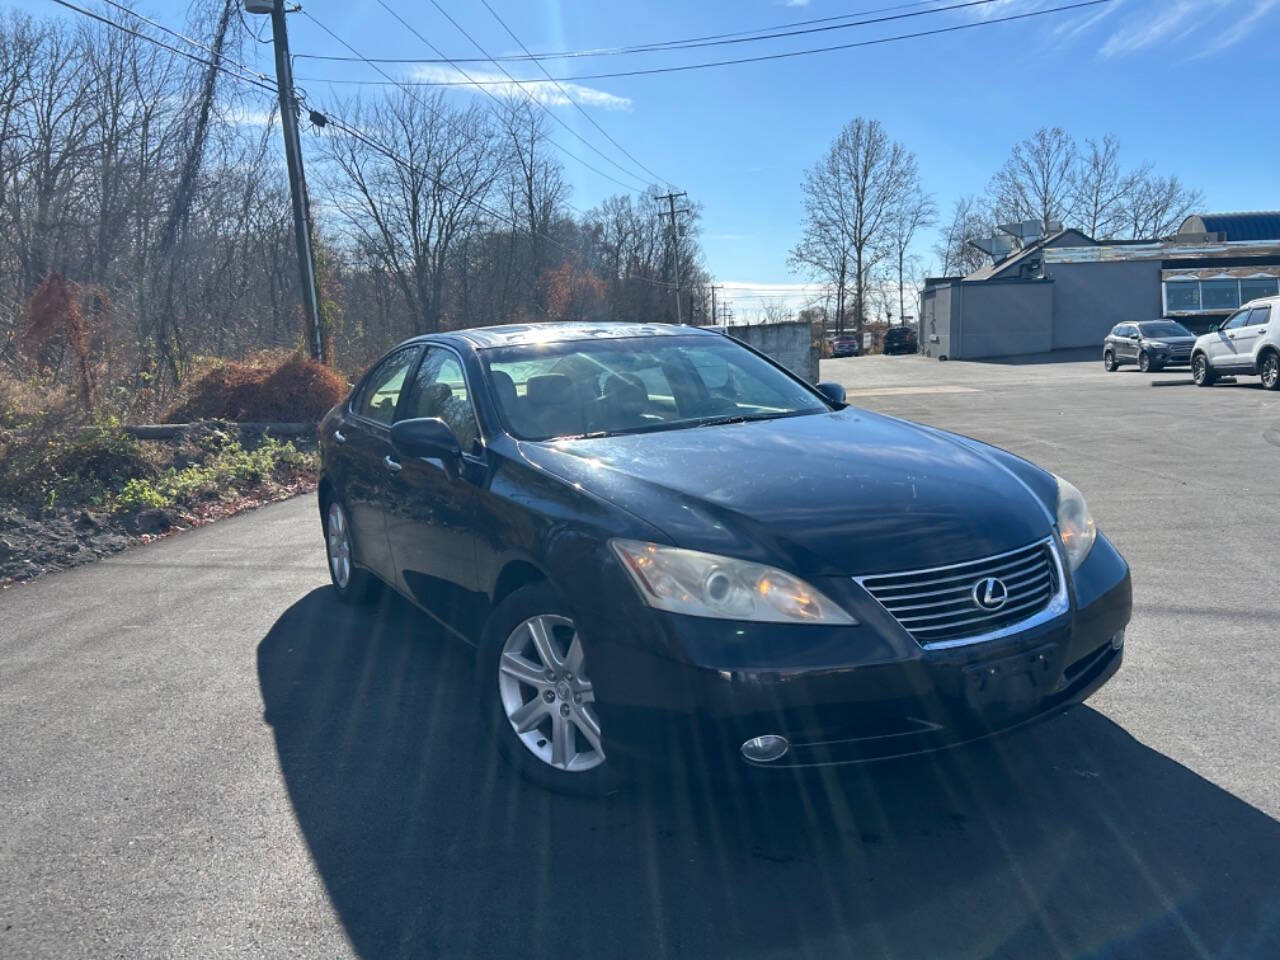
left=1227, top=333, right=1236, bottom=339
left=384, top=455, right=402, bottom=473
left=334, top=429, right=346, bottom=444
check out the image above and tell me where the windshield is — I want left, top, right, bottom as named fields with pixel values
left=1139, top=321, right=1193, bottom=338
left=482, top=335, right=830, bottom=441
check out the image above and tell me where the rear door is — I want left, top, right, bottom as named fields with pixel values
left=1115, top=325, right=1139, bottom=361
left=343, top=346, right=422, bottom=581
left=386, top=345, right=486, bottom=635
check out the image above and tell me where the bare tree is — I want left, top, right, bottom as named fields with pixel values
left=323, top=90, right=503, bottom=334
left=1120, top=171, right=1203, bottom=240
left=886, top=180, right=936, bottom=321
left=1072, top=134, right=1127, bottom=240
left=933, top=196, right=992, bottom=277
left=791, top=117, right=913, bottom=334
left=989, top=126, right=1078, bottom=234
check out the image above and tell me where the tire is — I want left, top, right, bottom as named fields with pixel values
left=479, top=581, right=614, bottom=796
left=322, top=497, right=381, bottom=604
left=1138, top=351, right=1151, bottom=373
left=1192, top=353, right=1217, bottom=387
left=1261, top=351, right=1280, bottom=391
left=1103, top=350, right=1117, bottom=372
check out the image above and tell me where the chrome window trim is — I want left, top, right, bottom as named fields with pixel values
left=855, top=536, right=1070, bottom=651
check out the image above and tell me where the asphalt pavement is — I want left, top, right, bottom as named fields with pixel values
left=2, top=352, right=1278, bottom=959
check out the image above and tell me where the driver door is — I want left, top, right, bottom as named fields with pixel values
left=1210, top=309, right=1251, bottom=368
left=386, top=346, right=485, bottom=636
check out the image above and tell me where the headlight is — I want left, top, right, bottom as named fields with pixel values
left=611, top=539, right=856, bottom=624
left=1055, top=475, right=1096, bottom=572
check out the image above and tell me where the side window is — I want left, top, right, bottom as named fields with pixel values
left=1247, top=305, right=1271, bottom=326
left=399, top=347, right=480, bottom=453
left=1223, top=310, right=1250, bottom=331
left=355, top=348, right=420, bottom=424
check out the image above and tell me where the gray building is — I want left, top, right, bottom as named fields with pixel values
left=919, top=212, right=1280, bottom=360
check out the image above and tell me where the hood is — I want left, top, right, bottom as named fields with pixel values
left=1147, top=335, right=1197, bottom=345
left=518, top=409, right=1055, bottom=577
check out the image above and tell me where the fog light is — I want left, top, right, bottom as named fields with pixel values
left=1111, top=629, right=1125, bottom=651
left=740, top=734, right=789, bottom=763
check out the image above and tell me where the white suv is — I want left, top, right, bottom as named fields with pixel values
left=1191, top=296, right=1280, bottom=390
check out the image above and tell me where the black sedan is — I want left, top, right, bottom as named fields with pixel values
left=1103, top=320, right=1197, bottom=372
left=318, top=323, right=1131, bottom=793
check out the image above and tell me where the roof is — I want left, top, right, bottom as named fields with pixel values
left=448, top=322, right=709, bottom=349
left=964, top=228, right=1096, bottom=282
left=1179, top=212, right=1280, bottom=242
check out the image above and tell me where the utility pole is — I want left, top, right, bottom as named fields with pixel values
left=247, top=0, right=323, bottom=362
left=657, top=191, right=687, bottom=324
left=709, top=285, right=718, bottom=327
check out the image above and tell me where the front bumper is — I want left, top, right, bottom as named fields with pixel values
left=582, top=534, right=1131, bottom=770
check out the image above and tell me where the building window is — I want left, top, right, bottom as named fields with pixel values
left=1164, top=280, right=1200, bottom=312
left=1240, top=277, right=1279, bottom=304
left=1200, top=279, right=1240, bottom=310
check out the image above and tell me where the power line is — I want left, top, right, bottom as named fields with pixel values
left=378, top=0, right=653, bottom=192
left=298, top=0, right=1113, bottom=87
left=42, top=0, right=676, bottom=291
left=299, top=8, right=648, bottom=195
left=292, top=0, right=961, bottom=64
left=47, top=0, right=277, bottom=94
left=477, top=0, right=670, bottom=187
left=99, top=0, right=268, bottom=79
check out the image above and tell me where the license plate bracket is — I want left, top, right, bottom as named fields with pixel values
left=963, top=645, right=1056, bottom=712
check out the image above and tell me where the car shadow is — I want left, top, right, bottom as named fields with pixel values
left=259, top=588, right=1280, bottom=960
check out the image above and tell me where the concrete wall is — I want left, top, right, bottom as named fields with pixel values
left=726, top=321, right=819, bottom=382
left=957, top=280, right=1054, bottom=357
left=1048, top=259, right=1163, bottom=348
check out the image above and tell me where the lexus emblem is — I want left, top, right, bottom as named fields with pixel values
left=972, top=576, right=1009, bottom=611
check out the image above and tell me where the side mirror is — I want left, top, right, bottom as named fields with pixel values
left=816, top=381, right=846, bottom=404
left=1129, top=332, right=1141, bottom=340
left=390, top=417, right=461, bottom=471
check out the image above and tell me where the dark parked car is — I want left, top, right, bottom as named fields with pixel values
left=1103, top=320, right=1196, bottom=372
left=829, top=335, right=859, bottom=357
left=883, top=325, right=918, bottom=355
left=319, top=323, right=1131, bottom=793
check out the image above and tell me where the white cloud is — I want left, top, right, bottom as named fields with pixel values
left=409, top=65, right=632, bottom=112
left=1098, top=1, right=1198, bottom=57
left=224, top=105, right=274, bottom=127
left=784, top=0, right=811, bottom=7
left=1193, top=0, right=1279, bottom=56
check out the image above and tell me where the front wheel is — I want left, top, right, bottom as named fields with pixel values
left=1192, top=354, right=1217, bottom=387
left=1261, top=352, right=1280, bottom=391
left=1103, top=350, right=1117, bottom=372
left=480, top=581, right=613, bottom=795
left=1138, top=350, right=1152, bottom=373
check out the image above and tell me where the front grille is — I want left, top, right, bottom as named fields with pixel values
left=858, top=540, right=1060, bottom=647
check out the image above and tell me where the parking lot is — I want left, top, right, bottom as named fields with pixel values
left=2, top=352, right=1278, bottom=958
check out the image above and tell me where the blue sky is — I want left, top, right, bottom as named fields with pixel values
left=27, top=0, right=1280, bottom=314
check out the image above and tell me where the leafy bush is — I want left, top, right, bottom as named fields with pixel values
left=0, top=417, right=157, bottom=510
left=114, top=437, right=314, bottom=512
left=166, top=352, right=348, bottom=423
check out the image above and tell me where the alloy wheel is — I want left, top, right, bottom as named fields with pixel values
left=1138, top=351, right=1150, bottom=373
left=326, top=501, right=351, bottom=589
left=1193, top=356, right=1208, bottom=385
left=1263, top=354, right=1280, bottom=390
left=498, top=614, right=605, bottom=772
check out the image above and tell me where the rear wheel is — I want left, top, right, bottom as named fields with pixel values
left=323, top=498, right=381, bottom=604
left=480, top=581, right=613, bottom=795
left=1261, top=351, right=1280, bottom=391
left=1192, top=354, right=1217, bottom=387
left=1103, top=350, right=1117, bottom=372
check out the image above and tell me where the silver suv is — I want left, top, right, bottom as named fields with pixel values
left=1191, top=296, right=1280, bottom=390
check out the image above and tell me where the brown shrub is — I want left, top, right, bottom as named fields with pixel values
left=166, top=353, right=348, bottom=423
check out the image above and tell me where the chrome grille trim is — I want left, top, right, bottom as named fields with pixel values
left=855, top=537, right=1069, bottom=650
